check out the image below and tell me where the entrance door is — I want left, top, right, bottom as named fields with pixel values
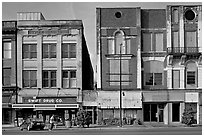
left=172, top=103, right=180, bottom=122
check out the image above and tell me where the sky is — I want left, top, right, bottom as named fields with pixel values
left=2, top=1, right=202, bottom=80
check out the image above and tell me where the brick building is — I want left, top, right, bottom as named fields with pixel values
left=5, top=12, right=93, bottom=126
left=96, top=5, right=202, bottom=125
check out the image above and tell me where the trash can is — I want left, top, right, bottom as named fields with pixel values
left=65, top=120, right=71, bottom=128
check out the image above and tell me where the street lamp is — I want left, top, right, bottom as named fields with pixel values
left=119, top=43, right=122, bottom=127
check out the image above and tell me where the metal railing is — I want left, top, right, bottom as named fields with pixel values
left=167, top=47, right=201, bottom=54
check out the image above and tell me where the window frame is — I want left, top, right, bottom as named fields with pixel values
left=62, top=43, right=76, bottom=59
left=145, top=73, right=163, bottom=86
left=23, top=70, right=37, bottom=88
left=23, top=43, right=37, bottom=59
left=42, top=70, right=57, bottom=88
left=187, top=71, right=196, bottom=85
left=3, top=41, right=12, bottom=59
left=42, top=43, right=57, bottom=59
left=62, top=70, right=77, bottom=88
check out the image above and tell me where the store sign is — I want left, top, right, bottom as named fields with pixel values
left=98, top=91, right=142, bottom=108
left=23, top=97, right=77, bottom=104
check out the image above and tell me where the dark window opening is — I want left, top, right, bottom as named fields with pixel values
left=184, top=9, right=196, bottom=21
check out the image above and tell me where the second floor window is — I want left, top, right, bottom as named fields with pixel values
left=62, top=70, right=77, bottom=88
left=3, top=41, right=12, bottom=59
left=42, top=70, right=56, bottom=88
left=187, top=71, right=195, bottom=84
left=62, top=43, right=76, bottom=58
left=23, top=44, right=37, bottom=59
left=23, top=70, right=37, bottom=88
left=145, top=73, right=162, bottom=86
left=43, top=43, right=56, bottom=58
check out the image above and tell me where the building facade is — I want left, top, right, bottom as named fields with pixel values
left=8, top=12, right=93, bottom=126
left=2, top=21, right=18, bottom=125
left=96, top=5, right=202, bottom=125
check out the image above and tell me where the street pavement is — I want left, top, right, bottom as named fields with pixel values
left=2, top=124, right=202, bottom=135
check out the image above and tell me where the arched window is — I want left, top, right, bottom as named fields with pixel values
left=107, top=30, right=130, bottom=54
left=186, top=61, right=197, bottom=88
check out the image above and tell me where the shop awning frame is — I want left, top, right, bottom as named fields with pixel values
left=12, top=104, right=79, bottom=109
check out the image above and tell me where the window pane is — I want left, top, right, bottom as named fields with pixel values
left=173, top=70, right=180, bottom=88
left=23, top=44, right=29, bottom=52
left=142, top=33, right=152, bottom=52
left=187, top=71, right=195, bottom=84
left=115, top=32, right=123, bottom=54
left=145, top=73, right=153, bottom=85
left=63, top=79, right=69, bottom=88
left=110, top=60, right=119, bottom=74
left=154, top=73, right=162, bottom=85
left=70, top=79, right=77, bottom=88
left=110, top=75, right=119, bottom=81
left=3, top=42, right=12, bottom=59
left=30, top=52, right=37, bottom=58
left=185, top=31, right=197, bottom=48
left=23, top=71, right=29, bottom=80
left=30, top=80, right=37, bottom=87
left=30, top=71, right=37, bottom=80
left=126, top=39, right=131, bottom=54
left=62, top=71, right=68, bottom=78
left=43, top=80, right=49, bottom=87
left=23, top=80, right=30, bottom=87
left=50, top=44, right=56, bottom=58
left=172, top=31, right=179, bottom=48
left=51, top=80, right=56, bottom=87
left=43, top=44, right=49, bottom=58
left=62, top=44, right=69, bottom=58
left=51, top=71, right=56, bottom=78
left=122, top=60, right=129, bottom=74
left=30, top=44, right=37, bottom=51
left=70, top=71, right=76, bottom=78
left=69, top=43, right=76, bottom=58
left=43, top=71, right=49, bottom=78
left=155, top=33, right=163, bottom=51
left=108, top=39, right=114, bottom=54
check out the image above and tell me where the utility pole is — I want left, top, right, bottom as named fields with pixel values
left=119, top=43, right=122, bottom=127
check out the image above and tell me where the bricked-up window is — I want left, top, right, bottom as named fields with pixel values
left=109, top=60, right=130, bottom=86
left=3, top=41, right=12, bottom=59
left=3, top=68, right=11, bottom=86
left=43, top=43, right=56, bottom=58
left=62, top=70, right=77, bottom=88
left=62, top=43, right=76, bottom=58
left=145, top=73, right=162, bottom=86
left=42, top=70, right=56, bottom=88
left=23, top=70, right=37, bottom=88
left=187, top=71, right=195, bottom=84
left=23, top=44, right=37, bottom=59
left=173, top=70, right=180, bottom=88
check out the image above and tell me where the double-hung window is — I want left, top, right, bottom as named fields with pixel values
left=23, top=70, right=37, bottom=88
left=43, top=43, right=56, bottom=58
left=62, top=70, right=77, bottom=88
left=23, top=44, right=37, bottom=59
left=62, top=43, right=76, bottom=58
left=3, top=41, right=12, bottom=59
left=42, top=70, right=56, bottom=88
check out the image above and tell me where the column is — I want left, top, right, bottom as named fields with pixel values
left=166, top=6, right=172, bottom=49
left=37, top=35, right=42, bottom=88
left=198, top=66, right=202, bottom=89
left=57, top=35, right=62, bottom=88
left=17, top=33, right=23, bottom=88
left=137, top=47, right=141, bottom=89
left=167, top=67, right=173, bottom=89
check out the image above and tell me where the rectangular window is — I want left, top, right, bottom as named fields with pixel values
left=3, top=41, right=12, bottom=59
left=62, top=43, right=76, bottom=58
left=187, top=71, right=195, bottom=84
left=108, top=39, right=114, bottom=54
left=23, top=70, right=37, bottom=88
left=42, top=70, right=56, bottom=88
left=172, top=31, right=179, bottom=50
left=126, top=39, right=131, bottom=54
left=145, top=73, right=162, bottom=86
left=185, top=31, right=197, bottom=48
left=109, top=60, right=130, bottom=86
left=3, top=68, right=11, bottom=86
left=62, top=70, right=77, bottom=88
left=155, top=33, right=163, bottom=52
left=172, top=8, right=179, bottom=23
left=173, top=70, right=180, bottom=88
left=142, top=33, right=152, bottom=52
left=43, top=43, right=56, bottom=58
left=23, top=44, right=37, bottom=59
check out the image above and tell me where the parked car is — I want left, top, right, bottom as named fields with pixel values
left=20, top=119, right=45, bottom=131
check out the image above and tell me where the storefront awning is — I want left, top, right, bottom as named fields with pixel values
left=12, top=104, right=79, bottom=109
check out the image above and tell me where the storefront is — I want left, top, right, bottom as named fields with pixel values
left=142, top=90, right=185, bottom=125
left=97, top=91, right=142, bottom=123
left=12, top=97, right=79, bottom=126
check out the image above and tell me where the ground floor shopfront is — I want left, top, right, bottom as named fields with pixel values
left=12, top=96, right=80, bottom=126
